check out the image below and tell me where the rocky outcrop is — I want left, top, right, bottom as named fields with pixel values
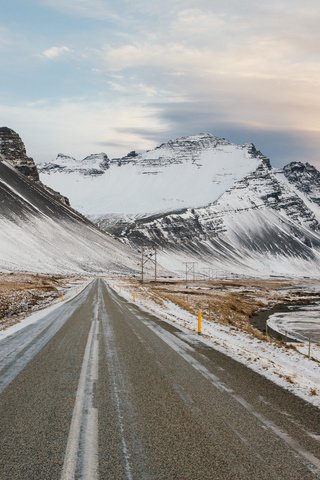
left=283, top=162, right=320, bottom=206
left=40, top=152, right=110, bottom=176
left=0, top=127, right=39, bottom=181
left=0, top=127, right=70, bottom=206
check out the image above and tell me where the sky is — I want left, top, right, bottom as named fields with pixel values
left=0, top=0, right=320, bottom=168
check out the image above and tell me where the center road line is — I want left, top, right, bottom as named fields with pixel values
left=61, top=285, right=100, bottom=480
left=100, top=295, right=134, bottom=480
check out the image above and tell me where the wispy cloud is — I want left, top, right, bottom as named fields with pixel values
left=0, top=97, right=169, bottom=161
left=98, top=1, right=320, bottom=161
left=41, top=46, right=71, bottom=59
left=37, top=0, right=119, bottom=20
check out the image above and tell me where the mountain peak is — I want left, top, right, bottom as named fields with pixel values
left=39, top=132, right=264, bottom=216
left=41, top=152, right=110, bottom=176
left=0, top=127, right=39, bottom=181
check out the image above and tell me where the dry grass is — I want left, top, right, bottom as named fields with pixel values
left=309, top=387, right=318, bottom=396
left=123, top=276, right=320, bottom=345
left=0, top=273, right=75, bottom=329
left=281, top=374, right=297, bottom=385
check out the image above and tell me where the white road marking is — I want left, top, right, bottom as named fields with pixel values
left=100, top=298, right=134, bottom=480
left=61, top=285, right=100, bottom=480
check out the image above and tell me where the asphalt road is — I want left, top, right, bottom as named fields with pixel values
left=0, top=279, right=319, bottom=479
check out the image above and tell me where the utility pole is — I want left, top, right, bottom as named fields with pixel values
left=183, top=262, right=198, bottom=282
left=202, top=268, right=213, bottom=281
left=141, top=248, right=144, bottom=283
left=140, top=246, right=158, bottom=283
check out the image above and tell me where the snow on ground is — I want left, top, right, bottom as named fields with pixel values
left=108, top=278, right=320, bottom=408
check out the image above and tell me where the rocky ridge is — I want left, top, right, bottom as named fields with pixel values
left=283, top=162, right=320, bottom=207
left=40, top=133, right=267, bottom=177
left=42, top=152, right=110, bottom=176
left=0, top=127, right=70, bottom=206
left=0, top=127, right=39, bottom=181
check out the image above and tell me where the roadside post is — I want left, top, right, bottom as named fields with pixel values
left=198, top=310, right=202, bottom=335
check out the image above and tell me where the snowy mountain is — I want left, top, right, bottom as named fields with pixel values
left=3, top=128, right=319, bottom=277
left=42, top=152, right=110, bottom=176
left=39, top=134, right=266, bottom=216
left=0, top=129, right=138, bottom=274
left=118, top=160, right=320, bottom=276
left=37, top=133, right=320, bottom=277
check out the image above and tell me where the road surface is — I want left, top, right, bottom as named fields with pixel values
left=0, top=279, right=319, bottom=479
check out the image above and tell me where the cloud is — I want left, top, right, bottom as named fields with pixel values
left=99, top=1, right=320, bottom=156
left=148, top=100, right=320, bottom=167
left=172, top=9, right=226, bottom=40
left=41, top=46, right=71, bottom=59
left=2, top=91, right=320, bottom=169
left=37, top=0, right=118, bottom=20
left=0, top=97, right=169, bottom=162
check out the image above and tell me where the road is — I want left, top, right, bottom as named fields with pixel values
left=0, top=279, right=319, bottom=479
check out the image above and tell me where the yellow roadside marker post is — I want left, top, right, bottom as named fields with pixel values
left=198, top=310, right=202, bottom=335
left=61, top=293, right=65, bottom=302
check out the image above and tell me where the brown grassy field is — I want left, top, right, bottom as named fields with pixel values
left=0, top=273, right=75, bottom=329
left=123, top=277, right=320, bottom=339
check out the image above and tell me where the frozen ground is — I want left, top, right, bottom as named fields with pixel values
left=268, top=306, right=320, bottom=362
left=108, top=278, right=320, bottom=408
left=268, top=306, right=320, bottom=343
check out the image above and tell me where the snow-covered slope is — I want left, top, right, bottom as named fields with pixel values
left=119, top=160, right=320, bottom=277
left=0, top=159, right=138, bottom=274
left=39, top=134, right=265, bottom=216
